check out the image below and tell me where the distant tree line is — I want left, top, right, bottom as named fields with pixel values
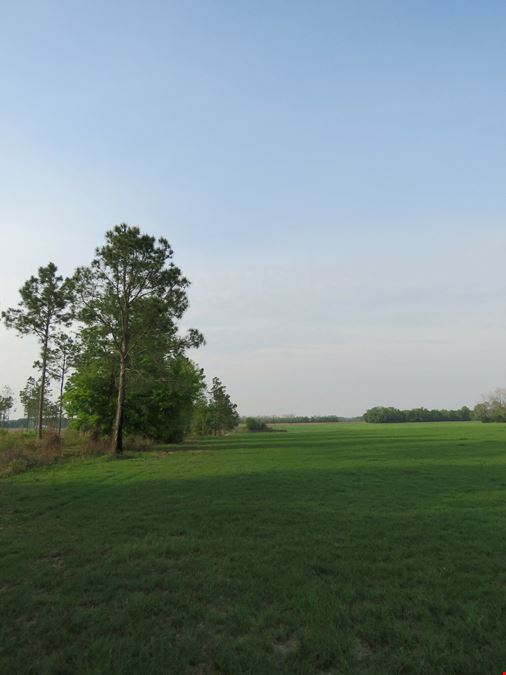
left=246, top=415, right=348, bottom=424
left=2, top=224, right=239, bottom=452
left=363, top=406, right=472, bottom=423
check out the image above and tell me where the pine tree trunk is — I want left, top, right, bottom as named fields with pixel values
left=37, top=326, right=50, bottom=440
left=58, top=354, right=66, bottom=437
left=112, top=353, right=127, bottom=454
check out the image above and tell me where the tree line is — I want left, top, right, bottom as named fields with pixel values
left=249, top=415, right=349, bottom=424
left=363, top=406, right=472, bottom=423
left=2, top=225, right=239, bottom=452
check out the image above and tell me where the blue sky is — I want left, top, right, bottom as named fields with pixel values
left=1, top=1, right=505, bottom=415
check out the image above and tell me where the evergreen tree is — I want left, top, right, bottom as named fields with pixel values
left=71, top=225, right=203, bottom=452
left=2, top=263, right=72, bottom=437
left=191, top=379, right=239, bottom=436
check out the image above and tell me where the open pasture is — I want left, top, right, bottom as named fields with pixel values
left=2, top=422, right=506, bottom=674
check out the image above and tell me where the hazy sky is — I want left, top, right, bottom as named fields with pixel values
left=1, top=1, right=505, bottom=416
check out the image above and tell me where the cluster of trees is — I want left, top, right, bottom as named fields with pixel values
left=363, top=406, right=472, bottom=423
left=2, top=225, right=239, bottom=452
left=192, top=378, right=239, bottom=436
left=244, top=417, right=271, bottom=432
left=473, top=389, right=506, bottom=423
left=17, top=376, right=67, bottom=432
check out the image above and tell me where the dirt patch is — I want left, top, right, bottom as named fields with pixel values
left=273, top=637, right=300, bottom=656
left=353, top=637, right=373, bottom=661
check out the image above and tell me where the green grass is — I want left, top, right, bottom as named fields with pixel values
left=2, top=422, right=506, bottom=674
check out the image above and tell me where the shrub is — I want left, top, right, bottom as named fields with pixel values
left=0, top=433, right=61, bottom=477
left=0, top=429, right=106, bottom=476
left=0, top=427, right=154, bottom=476
left=63, top=428, right=85, bottom=448
left=124, top=435, right=154, bottom=452
left=245, top=417, right=270, bottom=432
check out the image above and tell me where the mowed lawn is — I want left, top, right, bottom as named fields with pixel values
left=2, top=423, right=506, bottom=674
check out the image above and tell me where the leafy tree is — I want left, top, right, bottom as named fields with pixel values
left=473, top=389, right=506, bottom=423
left=192, top=393, right=211, bottom=436
left=127, top=355, right=205, bottom=443
left=63, top=334, right=117, bottom=439
left=459, top=406, right=472, bottom=421
left=363, top=406, right=406, bottom=423
left=2, top=263, right=72, bottom=437
left=65, top=335, right=205, bottom=443
left=72, top=225, right=203, bottom=453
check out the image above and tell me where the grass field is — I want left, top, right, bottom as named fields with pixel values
left=2, top=422, right=506, bottom=674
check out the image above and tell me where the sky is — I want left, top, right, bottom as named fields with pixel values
left=1, top=0, right=505, bottom=417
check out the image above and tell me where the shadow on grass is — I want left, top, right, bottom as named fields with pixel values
left=2, top=458, right=506, bottom=674
left=154, top=429, right=506, bottom=462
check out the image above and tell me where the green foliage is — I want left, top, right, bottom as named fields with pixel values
left=193, top=377, right=239, bottom=436
left=209, top=377, right=239, bottom=435
left=2, top=263, right=72, bottom=339
left=72, top=224, right=204, bottom=453
left=364, top=405, right=472, bottom=423
left=72, top=225, right=202, bottom=353
left=126, top=356, right=206, bottom=443
left=65, top=343, right=205, bottom=443
left=191, top=394, right=212, bottom=436
left=64, top=351, right=117, bottom=438
left=252, top=415, right=345, bottom=423
left=245, top=417, right=270, bottom=432
left=473, top=388, right=506, bottom=422
left=2, top=262, right=73, bottom=436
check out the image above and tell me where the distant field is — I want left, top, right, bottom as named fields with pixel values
left=2, top=422, right=506, bottom=674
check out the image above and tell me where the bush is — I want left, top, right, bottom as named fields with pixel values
left=124, top=435, right=154, bottom=452
left=78, top=437, right=111, bottom=456
left=0, top=432, right=61, bottom=476
left=245, top=417, right=270, bottom=432
left=63, top=428, right=85, bottom=448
